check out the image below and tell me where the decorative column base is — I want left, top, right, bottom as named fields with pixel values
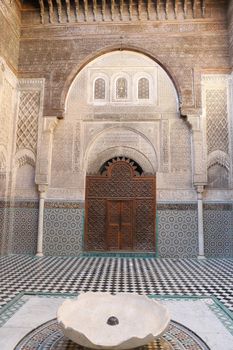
left=197, top=255, right=206, bottom=260
left=36, top=252, right=44, bottom=257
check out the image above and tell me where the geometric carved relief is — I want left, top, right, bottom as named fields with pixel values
left=0, top=150, right=6, bottom=173
left=116, top=77, right=128, bottom=99
left=94, top=78, right=105, bottom=100
left=89, top=68, right=157, bottom=105
left=161, top=120, right=169, bottom=172
left=16, top=91, right=40, bottom=153
left=206, top=89, right=229, bottom=155
left=86, top=127, right=158, bottom=174
left=170, top=120, right=191, bottom=172
left=85, top=161, right=156, bottom=252
left=0, top=78, right=14, bottom=147
left=87, top=146, right=155, bottom=175
left=72, top=122, right=81, bottom=172
left=138, top=78, right=149, bottom=99
left=202, top=75, right=231, bottom=189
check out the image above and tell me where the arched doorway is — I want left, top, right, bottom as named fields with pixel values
left=85, top=157, right=156, bottom=252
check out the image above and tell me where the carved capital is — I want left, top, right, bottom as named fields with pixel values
left=180, top=107, right=202, bottom=116
left=36, top=174, right=48, bottom=185
left=195, top=185, right=205, bottom=194
left=188, top=115, right=202, bottom=131
left=43, top=116, right=59, bottom=133
left=193, top=174, right=207, bottom=185
left=38, top=184, right=48, bottom=194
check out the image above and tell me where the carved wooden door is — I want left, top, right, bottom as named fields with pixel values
left=85, top=158, right=156, bottom=252
left=107, top=200, right=133, bottom=250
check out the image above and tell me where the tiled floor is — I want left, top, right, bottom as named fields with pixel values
left=0, top=255, right=233, bottom=313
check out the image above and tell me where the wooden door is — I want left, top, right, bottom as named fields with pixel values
left=107, top=200, right=133, bottom=250
left=85, top=158, right=156, bottom=252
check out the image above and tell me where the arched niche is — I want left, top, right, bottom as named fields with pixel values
left=65, top=50, right=179, bottom=118
left=85, top=126, right=158, bottom=175
left=60, top=47, right=181, bottom=115
left=14, top=149, right=38, bottom=199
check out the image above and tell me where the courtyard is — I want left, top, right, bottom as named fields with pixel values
left=0, top=255, right=233, bottom=349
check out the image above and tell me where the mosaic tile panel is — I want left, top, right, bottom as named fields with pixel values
left=204, top=299, right=233, bottom=336
left=0, top=206, right=15, bottom=255
left=157, top=205, right=198, bottom=258
left=11, top=207, right=39, bottom=255
left=0, top=296, right=27, bottom=327
left=14, top=318, right=210, bottom=350
left=203, top=204, right=233, bottom=258
left=43, top=207, right=84, bottom=256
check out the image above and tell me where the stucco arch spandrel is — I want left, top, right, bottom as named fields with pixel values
left=62, top=47, right=182, bottom=115
left=85, top=126, right=158, bottom=174
left=87, top=147, right=156, bottom=175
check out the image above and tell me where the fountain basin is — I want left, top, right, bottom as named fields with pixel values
left=57, top=292, right=170, bottom=349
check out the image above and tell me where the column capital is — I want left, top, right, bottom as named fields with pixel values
left=195, top=185, right=205, bottom=194
left=43, top=116, right=59, bottom=133
left=38, top=184, right=48, bottom=194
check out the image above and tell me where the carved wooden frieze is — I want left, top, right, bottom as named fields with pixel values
left=36, top=0, right=206, bottom=24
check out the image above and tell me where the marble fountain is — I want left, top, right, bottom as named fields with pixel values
left=57, top=292, right=170, bottom=349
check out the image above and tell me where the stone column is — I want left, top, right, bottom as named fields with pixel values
left=36, top=185, right=47, bottom=257
left=35, top=117, right=59, bottom=257
left=196, top=185, right=205, bottom=259
left=181, top=110, right=207, bottom=259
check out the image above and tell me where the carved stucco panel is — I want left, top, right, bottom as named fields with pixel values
left=0, top=58, right=17, bottom=191
left=85, top=126, right=158, bottom=174
left=202, top=74, right=231, bottom=188
left=158, top=190, right=197, bottom=202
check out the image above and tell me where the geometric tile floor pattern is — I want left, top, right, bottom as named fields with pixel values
left=0, top=255, right=233, bottom=314
left=14, top=319, right=210, bottom=350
